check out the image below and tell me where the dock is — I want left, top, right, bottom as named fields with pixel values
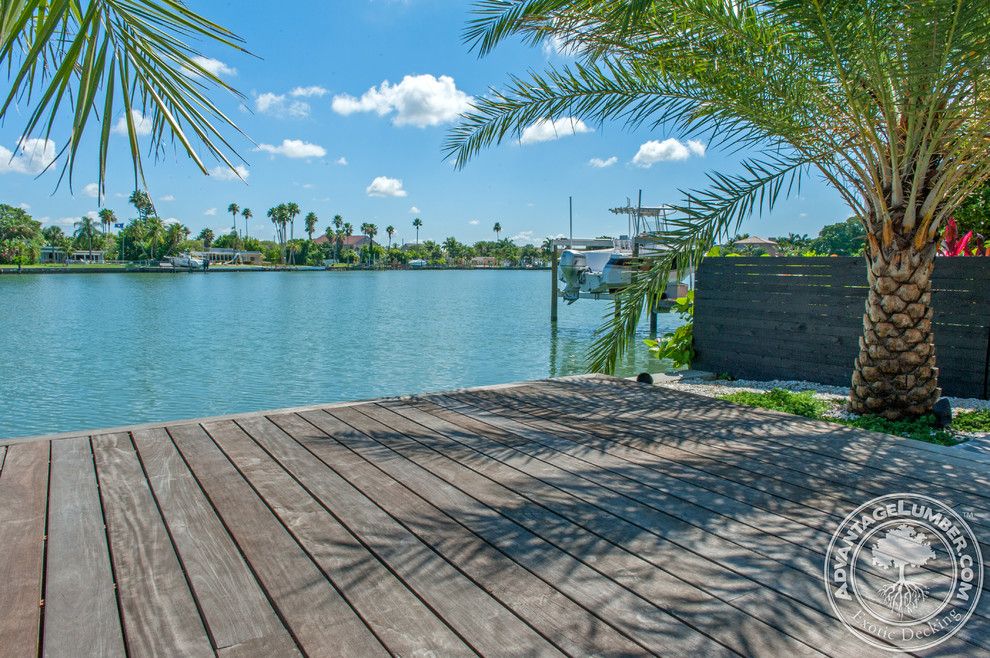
left=1, top=374, right=987, bottom=656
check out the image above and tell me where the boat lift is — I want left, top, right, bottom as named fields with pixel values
left=550, top=194, right=693, bottom=334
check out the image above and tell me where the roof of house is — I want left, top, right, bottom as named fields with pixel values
left=733, top=236, right=778, bottom=246
left=315, top=235, right=369, bottom=247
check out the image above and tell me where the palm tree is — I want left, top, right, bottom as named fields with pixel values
left=146, top=216, right=165, bottom=261
left=129, top=190, right=154, bottom=221
left=228, top=203, right=240, bottom=237
left=1, top=2, right=248, bottom=192
left=412, top=217, right=423, bottom=244
left=74, top=216, right=100, bottom=257
left=493, top=222, right=502, bottom=240
left=242, top=208, right=253, bottom=239
left=448, top=1, right=990, bottom=419
left=386, top=225, right=395, bottom=250
left=361, top=223, right=378, bottom=265
left=332, top=214, right=345, bottom=261
left=42, top=225, right=65, bottom=249
left=285, top=202, right=300, bottom=264
left=305, top=212, right=318, bottom=241
left=98, top=208, right=117, bottom=235
left=267, top=204, right=289, bottom=264
left=198, top=228, right=215, bottom=250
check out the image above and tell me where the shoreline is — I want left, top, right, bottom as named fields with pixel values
left=0, top=265, right=552, bottom=275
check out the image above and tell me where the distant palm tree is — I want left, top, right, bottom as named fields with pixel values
left=493, top=222, right=502, bottom=240
left=386, top=225, right=395, bottom=250
left=42, top=225, right=65, bottom=248
left=227, top=202, right=240, bottom=236
left=361, top=223, right=379, bottom=265
left=268, top=204, right=289, bottom=264
left=146, top=216, right=165, bottom=260
left=129, top=190, right=154, bottom=220
left=344, top=222, right=353, bottom=237
left=332, top=214, right=344, bottom=261
left=74, top=216, right=100, bottom=257
left=286, top=202, right=300, bottom=264
left=98, top=208, right=116, bottom=235
left=412, top=217, right=423, bottom=244
left=164, top=222, right=186, bottom=256
left=305, top=212, right=318, bottom=241
left=242, top=208, right=253, bottom=239
left=198, top=228, right=215, bottom=250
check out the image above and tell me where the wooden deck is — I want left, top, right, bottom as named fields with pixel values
left=1, top=375, right=987, bottom=657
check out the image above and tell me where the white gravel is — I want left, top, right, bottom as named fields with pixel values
left=656, top=374, right=990, bottom=414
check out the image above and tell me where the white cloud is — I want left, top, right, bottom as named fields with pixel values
left=366, top=176, right=407, bottom=197
left=588, top=156, right=618, bottom=168
left=469, top=219, right=480, bottom=225
left=160, top=194, right=175, bottom=202
left=163, top=217, right=181, bottom=226
left=112, top=109, right=152, bottom=136
left=204, top=208, right=217, bottom=216
left=511, top=230, right=541, bottom=245
left=53, top=216, right=78, bottom=227
left=290, top=85, right=327, bottom=97
left=0, top=137, right=57, bottom=175
left=520, top=118, right=591, bottom=144
left=409, top=206, right=420, bottom=214
left=18, top=202, right=30, bottom=210
left=335, top=156, right=348, bottom=166
left=187, top=56, right=237, bottom=78
left=631, top=138, right=706, bottom=167
left=209, top=164, right=249, bottom=181
left=83, top=182, right=99, bottom=198
left=255, top=92, right=310, bottom=119
left=332, top=74, right=472, bottom=128
left=256, top=139, right=326, bottom=159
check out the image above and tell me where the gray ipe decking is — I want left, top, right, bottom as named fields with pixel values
left=1, top=375, right=988, bottom=657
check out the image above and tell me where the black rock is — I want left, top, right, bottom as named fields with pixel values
left=933, top=397, right=952, bottom=428
left=636, top=372, right=654, bottom=385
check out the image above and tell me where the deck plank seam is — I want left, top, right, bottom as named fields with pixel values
left=37, top=442, right=52, bottom=658
left=88, top=436, right=135, bottom=658
left=425, top=395, right=990, bottom=624
left=289, top=409, right=642, bottom=657
left=159, top=425, right=305, bottom=657
left=358, top=403, right=836, bottom=656
left=324, top=406, right=746, bottom=657
left=125, top=430, right=223, bottom=655
left=205, top=419, right=403, bottom=657
left=234, top=416, right=484, bottom=657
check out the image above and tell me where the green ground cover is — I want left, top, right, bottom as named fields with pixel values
left=718, top=388, right=990, bottom=446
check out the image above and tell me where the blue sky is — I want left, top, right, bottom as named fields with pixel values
left=0, top=0, right=850, bottom=244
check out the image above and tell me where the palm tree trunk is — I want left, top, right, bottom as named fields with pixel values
left=850, top=240, right=939, bottom=419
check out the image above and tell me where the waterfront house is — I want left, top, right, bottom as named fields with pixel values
left=39, top=246, right=67, bottom=264
left=70, top=250, right=105, bottom=263
left=314, top=234, right=370, bottom=250
left=193, top=248, right=264, bottom=265
left=470, top=256, right=498, bottom=268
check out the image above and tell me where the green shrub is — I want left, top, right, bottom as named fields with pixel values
left=952, top=409, right=990, bottom=433
left=718, top=388, right=829, bottom=419
left=841, top=415, right=954, bottom=446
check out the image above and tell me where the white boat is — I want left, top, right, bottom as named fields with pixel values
left=557, top=248, right=686, bottom=303
left=168, top=253, right=204, bottom=269
left=409, top=259, right=427, bottom=269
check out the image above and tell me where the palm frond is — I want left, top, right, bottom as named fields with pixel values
left=587, top=152, right=812, bottom=373
left=0, top=0, right=250, bottom=198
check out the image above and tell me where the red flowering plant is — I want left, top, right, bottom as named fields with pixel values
left=939, top=218, right=988, bottom=256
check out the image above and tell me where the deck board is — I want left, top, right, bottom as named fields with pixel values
left=1, top=375, right=987, bottom=656
left=0, top=441, right=48, bottom=658
left=44, top=438, right=125, bottom=658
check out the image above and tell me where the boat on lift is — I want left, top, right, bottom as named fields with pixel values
left=557, top=243, right=687, bottom=303
left=168, top=253, right=205, bottom=269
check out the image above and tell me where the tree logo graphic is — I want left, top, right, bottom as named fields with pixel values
left=824, top=493, right=983, bottom=652
left=872, top=524, right=936, bottom=617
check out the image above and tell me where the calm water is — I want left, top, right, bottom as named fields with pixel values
left=0, top=271, right=674, bottom=438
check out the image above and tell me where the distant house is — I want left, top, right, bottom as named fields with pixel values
left=192, top=248, right=264, bottom=265
left=732, top=236, right=780, bottom=256
left=315, top=234, right=370, bottom=250
left=470, top=256, right=498, bottom=268
left=71, top=250, right=105, bottom=263
left=40, top=246, right=67, bottom=264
